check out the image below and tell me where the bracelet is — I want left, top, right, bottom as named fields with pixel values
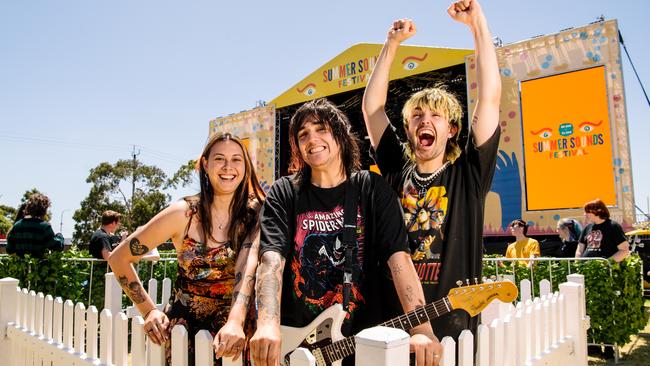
left=143, top=308, right=157, bottom=319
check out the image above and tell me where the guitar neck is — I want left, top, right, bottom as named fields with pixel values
left=320, top=297, right=452, bottom=363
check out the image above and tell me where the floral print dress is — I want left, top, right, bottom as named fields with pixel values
left=163, top=235, right=250, bottom=365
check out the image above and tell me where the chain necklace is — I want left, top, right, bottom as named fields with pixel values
left=214, top=213, right=229, bottom=231
left=411, top=161, right=450, bottom=196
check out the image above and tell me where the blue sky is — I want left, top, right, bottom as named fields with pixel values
left=1, top=0, right=648, bottom=237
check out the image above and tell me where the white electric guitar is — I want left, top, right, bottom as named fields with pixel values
left=279, top=281, right=518, bottom=366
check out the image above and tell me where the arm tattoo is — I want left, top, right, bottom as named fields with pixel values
left=405, top=284, right=414, bottom=304
left=129, top=237, right=149, bottom=256
left=231, top=291, right=251, bottom=307
left=245, top=274, right=256, bottom=290
left=241, top=242, right=259, bottom=250
left=118, top=275, right=147, bottom=304
left=391, top=263, right=403, bottom=276
left=257, top=254, right=282, bottom=321
left=234, top=272, right=242, bottom=287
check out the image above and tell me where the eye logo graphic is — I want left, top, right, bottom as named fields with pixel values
left=296, top=83, right=317, bottom=97
left=401, top=53, right=428, bottom=71
left=530, top=128, right=553, bottom=139
left=578, top=120, right=602, bottom=133
left=530, top=120, right=602, bottom=139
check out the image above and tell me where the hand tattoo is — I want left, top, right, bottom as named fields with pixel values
left=129, top=237, right=149, bottom=256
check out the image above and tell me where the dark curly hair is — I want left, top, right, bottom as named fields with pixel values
left=25, top=193, right=51, bottom=219
left=288, top=98, right=361, bottom=186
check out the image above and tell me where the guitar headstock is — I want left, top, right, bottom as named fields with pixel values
left=446, top=281, right=518, bottom=317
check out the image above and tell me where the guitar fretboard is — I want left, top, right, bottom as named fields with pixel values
left=319, top=297, right=452, bottom=363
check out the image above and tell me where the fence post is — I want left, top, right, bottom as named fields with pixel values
left=566, top=274, right=586, bottom=319
left=131, top=316, right=146, bottom=366
left=520, top=280, right=532, bottom=303
left=104, top=272, right=122, bottom=314
left=62, top=299, right=74, bottom=349
left=489, top=319, right=504, bottom=366
left=171, top=324, right=188, bottom=366
left=502, top=315, right=516, bottom=366
left=458, top=329, right=474, bottom=366
left=161, top=278, right=172, bottom=310
left=355, top=326, right=410, bottom=366
left=99, top=309, right=113, bottom=365
left=194, top=329, right=214, bottom=366
left=147, top=278, right=158, bottom=307
left=43, top=294, right=53, bottom=341
left=74, top=302, right=86, bottom=356
left=35, top=292, right=44, bottom=336
left=86, top=306, right=99, bottom=361
left=0, top=277, right=19, bottom=362
left=476, top=324, right=490, bottom=366
left=559, top=280, right=588, bottom=366
left=440, top=336, right=456, bottom=366
left=114, top=312, right=129, bottom=366
left=539, top=279, right=551, bottom=298
left=289, top=348, right=316, bottom=366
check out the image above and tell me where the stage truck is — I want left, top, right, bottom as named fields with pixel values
left=209, top=19, right=635, bottom=248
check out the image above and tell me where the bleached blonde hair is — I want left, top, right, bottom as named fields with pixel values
left=401, top=87, right=464, bottom=162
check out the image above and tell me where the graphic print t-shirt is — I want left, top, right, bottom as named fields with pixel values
left=260, top=172, right=409, bottom=336
left=579, top=219, right=626, bottom=259
left=374, top=124, right=500, bottom=340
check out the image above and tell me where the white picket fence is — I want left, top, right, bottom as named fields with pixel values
left=0, top=274, right=588, bottom=365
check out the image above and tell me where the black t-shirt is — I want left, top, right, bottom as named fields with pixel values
left=556, top=240, right=579, bottom=258
left=579, top=219, right=626, bottom=259
left=89, top=228, right=120, bottom=259
left=259, top=171, right=409, bottom=337
left=374, top=124, right=500, bottom=340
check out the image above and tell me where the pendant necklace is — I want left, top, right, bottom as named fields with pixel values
left=214, top=214, right=229, bottom=231
left=411, top=161, right=450, bottom=197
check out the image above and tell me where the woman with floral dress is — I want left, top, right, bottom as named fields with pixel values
left=109, top=133, right=264, bottom=365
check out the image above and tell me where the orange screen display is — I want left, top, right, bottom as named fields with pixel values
left=520, top=66, right=616, bottom=210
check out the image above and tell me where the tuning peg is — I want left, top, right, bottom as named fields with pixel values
left=474, top=277, right=479, bottom=285
left=482, top=276, right=487, bottom=283
left=490, top=275, right=497, bottom=281
left=465, top=279, right=470, bottom=286
left=456, top=280, right=463, bottom=287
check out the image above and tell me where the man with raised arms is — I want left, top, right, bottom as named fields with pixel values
left=362, top=0, right=501, bottom=340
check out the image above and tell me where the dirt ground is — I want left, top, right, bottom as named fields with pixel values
left=588, top=300, right=650, bottom=365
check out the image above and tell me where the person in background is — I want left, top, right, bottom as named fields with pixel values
left=6, top=193, right=64, bottom=257
left=576, top=198, right=629, bottom=262
left=555, top=218, right=582, bottom=258
left=108, top=133, right=264, bottom=365
left=89, top=210, right=124, bottom=260
left=505, top=219, right=540, bottom=266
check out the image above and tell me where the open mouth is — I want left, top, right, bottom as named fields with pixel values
left=308, top=146, right=326, bottom=154
left=218, top=174, right=236, bottom=181
left=417, top=129, right=435, bottom=147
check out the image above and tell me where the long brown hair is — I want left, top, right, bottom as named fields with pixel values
left=187, top=133, right=265, bottom=254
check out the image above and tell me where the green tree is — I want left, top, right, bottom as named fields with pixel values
left=72, top=159, right=197, bottom=245
left=0, top=204, right=15, bottom=235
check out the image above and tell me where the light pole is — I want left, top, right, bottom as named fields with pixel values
left=59, top=209, right=71, bottom=234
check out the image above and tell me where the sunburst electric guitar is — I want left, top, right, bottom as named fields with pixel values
left=279, top=281, right=518, bottom=366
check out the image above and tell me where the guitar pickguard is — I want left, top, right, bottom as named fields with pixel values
left=280, top=304, right=347, bottom=366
